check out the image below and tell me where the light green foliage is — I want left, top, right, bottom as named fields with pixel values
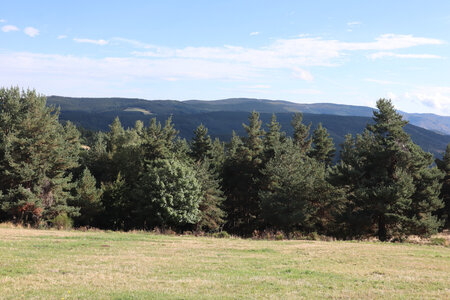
left=137, top=159, right=202, bottom=228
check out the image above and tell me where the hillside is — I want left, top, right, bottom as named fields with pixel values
left=46, top=96, right=450, bottom=157
left=48, top=96, right=450, bottom=135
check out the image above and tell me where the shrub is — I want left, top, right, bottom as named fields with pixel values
left=51, top=213, right=73, bottom=230
left=213, top=231, right=230, bottom=238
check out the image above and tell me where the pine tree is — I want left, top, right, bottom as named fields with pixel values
left=223, top=112, right=265, bottom=235
left=142, top=117, right=178, bottom=161
left=72, top=168, right=103, bottom=227
left=435, top=143, right=450, bottom=228
left=0, top=88, right=80, bottom=225
left=263, top=114, right=284, bottom=162
left=190, top=124, right=212, bottom=161
left=194, top=161, right=226, bottom=232
left=309, top=123, right=335, bottom=166
left=260, top=140, right=344, bottom=234
left=291, top=112, right=312, bottom=154
left=331, top=99, right=444, bottom=240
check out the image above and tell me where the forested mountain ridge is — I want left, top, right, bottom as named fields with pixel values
left=47, top=96, right=450, bottom=135
left=47, top=96, right=450, bottom=157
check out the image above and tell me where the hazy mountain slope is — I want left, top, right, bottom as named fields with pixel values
left=47, top=96, right=450, bottom=135
left=55, top=109, right=450, bottom=158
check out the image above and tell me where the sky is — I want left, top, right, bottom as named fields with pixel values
left=1, top=1, right=450, bottom=115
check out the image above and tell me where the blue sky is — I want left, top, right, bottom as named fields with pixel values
left=1, top=1, right=450, bottom=115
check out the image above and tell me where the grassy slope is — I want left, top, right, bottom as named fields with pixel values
left=1, top=227, right=449, bottom=299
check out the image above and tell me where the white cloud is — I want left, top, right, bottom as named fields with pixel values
left=292, top=67, right=314, bottom=81
left=1, top=25, right=19, bottom=32
left=368, top=51, right=443, bottom=59
left=24, top=27, right=39, bottom=37
left=73, top=38, right=108, bottom=45
left=405, top=87, right=450, bottom=114
left=365, top=78, right=400, bottom=85
left=246, top=84, right=271, bottom=89
left=250, top=32, right=259, bottom=36
left=0, top=19, right=6, bottom=23
left=289, top=89, right=322, bottom=95
left=0, top=33, right=445, bottom=96
left=111, top=37, right=157, bottom=49
left=57, top=35, right=67, bottom=39
left=347, top=21, right=361, bottom=26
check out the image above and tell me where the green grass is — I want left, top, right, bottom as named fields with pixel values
left=0, top=227, right=449, bottom=299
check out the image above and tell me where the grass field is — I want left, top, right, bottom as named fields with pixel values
left=0, top=226, right=449, bottom=299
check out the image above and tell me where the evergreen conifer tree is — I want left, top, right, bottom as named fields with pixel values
left=436, top=143, right=450, bottom=228
left=331, top=99, right=444, bottom=240
left=291, top=112, right=312, bottom=154
left=72, top=168, right=103, bottom=227
left=309, top=123, right=335, bottom=166
left=0, top=88, right=80, bottom=225
left=190, top=124, right=212, bottom=161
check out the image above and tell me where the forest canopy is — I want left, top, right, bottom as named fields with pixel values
left=0, top=87, right=448, bottom=240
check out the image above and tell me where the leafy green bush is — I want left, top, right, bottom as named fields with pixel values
left=213, top=231, right=230, bottom=238
left=51, top=213, right=73, bottom=230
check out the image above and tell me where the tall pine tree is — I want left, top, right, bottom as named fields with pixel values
left=331, top=99, right=444, bottom=240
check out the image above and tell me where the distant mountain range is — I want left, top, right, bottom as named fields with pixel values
left=46, top=96, right=450, bottom=158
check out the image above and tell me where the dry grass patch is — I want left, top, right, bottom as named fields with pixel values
left=0, top=227, right=449, bottom=299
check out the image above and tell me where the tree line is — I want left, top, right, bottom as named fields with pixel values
left=0, top=87, right=449, bottom=241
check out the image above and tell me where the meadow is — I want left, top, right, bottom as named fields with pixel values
left=0, top=225, right=449, bottom=299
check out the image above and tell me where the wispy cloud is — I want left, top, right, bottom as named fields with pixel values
left=24, top=27, right=39, bottom=37
left=0, top=34, right=445, bottom=96
left=1, top=25, right=19, bottom=32
left=365, top=78, right=400, bottom=85
left=292, top=67, right=314, bottom=81
left=250, top=32, right=259, bottom=36
left=289, top=89, right=322, bottom=95
left=347, top=21, right=361, bottom=26
left=368, top=51, right=443, bottom=59
left=57, top=35, right=67, bottom=39
left=0, top=19, right=6, bottom=23
left=73, top=38, right=108, bottom=45
left=405, top=86, right=450, bottom=114
left=246, top=84, right=271, bottom=89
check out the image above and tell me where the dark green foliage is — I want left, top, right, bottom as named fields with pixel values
left=142, top=117, right=178, bottom=161
left=310, top=123, right=335, bottom=166
left=331, top=99, right=444, bottom=240
left=0, top=88, right=80, bottom=225
left=291, top=112, right=312, bottom=154
left=223, top=112, right=265, bottom=235
left=194, top=161, right=226, bottom=232
left=71, top=168, right=103, bottom=227
left=263, top=114, right=285, bottom=162
left=261, top=140, right=344, bottom=233
left=436, top=143, right=450, bottom=228
left=190, top=124, right=212, bottom=161
left=100, top=174, right=131, bottom=230
left=1, top=88, right=446, bottom=239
